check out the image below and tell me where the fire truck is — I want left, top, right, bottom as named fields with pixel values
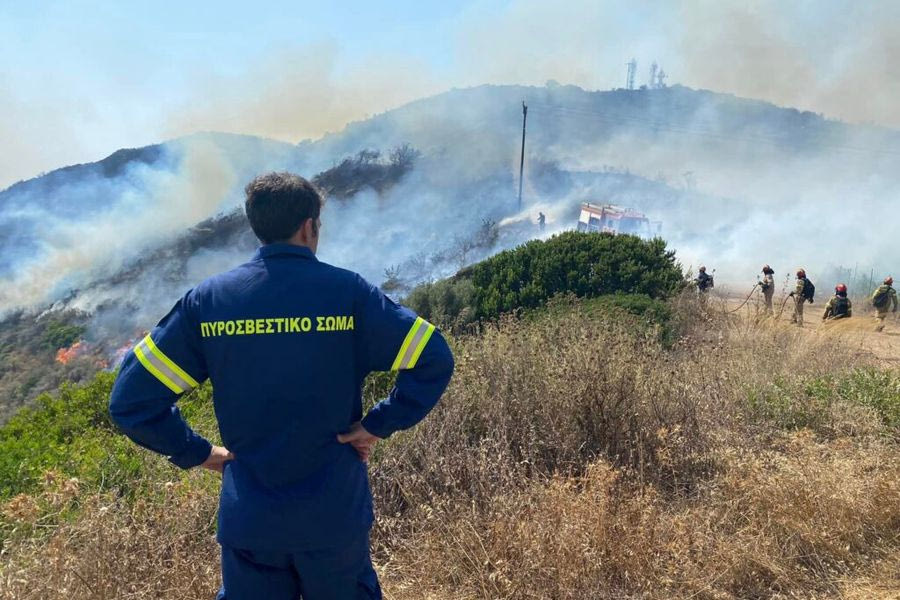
left=576, top=203, right=661, bottom=238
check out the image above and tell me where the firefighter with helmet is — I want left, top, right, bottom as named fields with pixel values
left=760, top=265, right=775, bottom=315
left=872, top=276, right=898, bottom=332
left=823, top=283, right=852, bottom=321
left=788, top=268, right=813, bottom=326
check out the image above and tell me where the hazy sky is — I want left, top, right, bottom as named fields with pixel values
left=2, top=0, right=898, bottom=188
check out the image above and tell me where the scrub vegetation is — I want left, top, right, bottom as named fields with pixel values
left=0, top=311, right=97, bottom=424
left=405, top=230, right=683, bottom=331
left=1, top=235, right=899, bottom=599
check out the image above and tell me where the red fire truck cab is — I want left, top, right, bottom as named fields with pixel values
left=576, top=203, right=661, bottom=238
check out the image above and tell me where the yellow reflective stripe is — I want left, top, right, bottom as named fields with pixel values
left=405, top=321, right=435, bottom=370
left=391, top=317, right=437, bottom=371
left=134, top=343, right=183, bottom=394
left=143, top=335, right=199, bottom=388
left=391, top=317, right=425, bottom=371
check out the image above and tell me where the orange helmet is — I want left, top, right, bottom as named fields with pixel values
left=835, top=283, right=847, bottom=294
left=797, top=269, right=806, bottom=278
left=886, top=276, right=894, bottom=285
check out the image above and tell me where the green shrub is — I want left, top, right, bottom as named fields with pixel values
left=405, top=231, right=684, bottom=328
left=0, top=371, right=220, bottom=501
left=404, top=277, right=475, bottom=329
left=0, top=373, right=119, bottom=498
left=468, top=231, right=682, bottom=321
left=746, top=368, right=900, bottom=433
left=41, top=320, right=86, bottom=351
left=835, top=368, right=900, bottom=428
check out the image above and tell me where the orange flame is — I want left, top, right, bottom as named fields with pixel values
left=55, top=341, right=86, bottom=365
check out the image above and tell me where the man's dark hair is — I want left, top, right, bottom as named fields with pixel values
left=244, top=172, right=323, bottom=244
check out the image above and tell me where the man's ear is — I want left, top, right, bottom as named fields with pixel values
left=300, top=217, right=317, bottom=242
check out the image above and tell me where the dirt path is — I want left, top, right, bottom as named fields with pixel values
left=721, top=291, right=900, bottom=367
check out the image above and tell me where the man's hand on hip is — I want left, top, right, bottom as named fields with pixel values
left=201, top=445, right=234, bottom=474
left=337, top=422, right=381, bottom=463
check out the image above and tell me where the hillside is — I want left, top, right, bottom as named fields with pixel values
left=2, top=83, right=899, bottom=418
left=1, top=235, right=897, bottom=599
left=4, top=83, right=898, bottom=298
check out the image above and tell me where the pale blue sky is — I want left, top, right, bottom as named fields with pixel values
left=1, top=1, right=896, bottom=187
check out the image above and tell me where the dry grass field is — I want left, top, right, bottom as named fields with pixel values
left=2, top=294, right=898, bottom=599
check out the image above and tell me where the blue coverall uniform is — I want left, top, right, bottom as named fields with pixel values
left=109, top=243, right=455, bottom=599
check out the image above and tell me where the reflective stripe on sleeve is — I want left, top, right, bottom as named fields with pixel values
left=133, top=334, right=199, bottom=394
left=390, top=317, right=436, bottom=371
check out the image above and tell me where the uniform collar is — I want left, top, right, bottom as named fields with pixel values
left=253, top=243, right=318, bottom=261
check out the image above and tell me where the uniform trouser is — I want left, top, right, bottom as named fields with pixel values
left=763, top=290, right=774, bottom=314
left=216, top=532, right=382, bottom=600
left=875, top=310, right=890, bottom=331
left=791, top=297, right=805, bottom=325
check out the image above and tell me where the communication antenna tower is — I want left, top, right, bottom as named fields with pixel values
left=626, top=58, right=637, bottom=90
left=649, top=62, right=658, bottom=89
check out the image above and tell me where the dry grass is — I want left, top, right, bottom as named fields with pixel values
left=2, top=298, right=898, bottom=599
left=380, top=436, right=899, bottom=599
left=1, top=475, right=221, bottom=599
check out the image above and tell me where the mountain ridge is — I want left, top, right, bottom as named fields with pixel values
left=9, top=82, right=900, bottom=202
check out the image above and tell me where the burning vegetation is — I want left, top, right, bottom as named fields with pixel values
left=54, top=341, right=87, bottom=365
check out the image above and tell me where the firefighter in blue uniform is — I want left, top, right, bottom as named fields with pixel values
left=109, top=173, right=454, bottom=600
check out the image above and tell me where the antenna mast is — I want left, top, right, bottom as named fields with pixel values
left=626, top=58, right=637, bottom=90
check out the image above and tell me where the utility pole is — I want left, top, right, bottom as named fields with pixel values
left=518, top=101, right=527, bottom=211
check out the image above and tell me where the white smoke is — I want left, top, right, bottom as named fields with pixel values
left=1, top=82, right=898, bottom=344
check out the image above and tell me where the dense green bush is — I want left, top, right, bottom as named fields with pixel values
left=469, top=231, right=682, bottom=320
left=406, top=231, right=683, bottom=328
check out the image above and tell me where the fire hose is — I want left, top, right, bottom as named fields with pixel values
left=728, top=283, right=760, bottom=313
left=776, top=293, right=794, bottom=319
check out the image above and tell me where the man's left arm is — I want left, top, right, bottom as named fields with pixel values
left=353, top=277, right=454, bottom=439
left=109, top=292, right=217, bottom=470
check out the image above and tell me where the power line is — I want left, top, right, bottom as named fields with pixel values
left=518, top=101, right=527, bottom=210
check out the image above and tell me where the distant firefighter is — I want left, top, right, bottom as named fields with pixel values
left=760, top=265, right=775, bottom=315
left=788, top=269, right=814, bottom=326
left=822, top=284, right=852, bottom=321
left=871, top=276, right=898, bottom=332
left=695, top=266, right=714, bottom=306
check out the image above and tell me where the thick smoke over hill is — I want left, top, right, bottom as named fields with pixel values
left=1, top=84, right=898, bottom=354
